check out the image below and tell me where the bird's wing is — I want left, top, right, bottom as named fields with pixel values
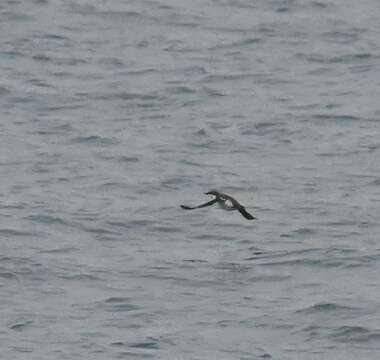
left=237, top=206, right=255, bottom=220
left=180, top=198, right=218, bottom=210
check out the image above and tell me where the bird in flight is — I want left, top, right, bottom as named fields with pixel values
left=181, top=190, right=255, bottom=220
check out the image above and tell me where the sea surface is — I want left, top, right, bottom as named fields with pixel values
left=1, top=0, right=380, bottom=359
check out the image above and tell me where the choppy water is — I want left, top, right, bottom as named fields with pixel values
left=1, top=0, right=380, bottom=359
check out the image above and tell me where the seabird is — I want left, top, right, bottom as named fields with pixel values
left=181, top=190, right=256, bottom=220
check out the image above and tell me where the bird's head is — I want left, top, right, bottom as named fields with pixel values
left=205, top=190, right=220, bottom=196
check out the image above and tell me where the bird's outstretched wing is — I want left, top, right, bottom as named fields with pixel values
left=237, top=206, right=256, bottom=220
left=180, top=198, right=217, bottom=210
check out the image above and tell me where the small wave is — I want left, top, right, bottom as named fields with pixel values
left=215, top=262, right=252, bottom=272
left=179, top=159, right=204, bottom=167
left=342, top=253, right=380, bottom=268
left=83, top=226, right=122, bottom=242
left=59, top=273, right=101, bottom=281
left=54, top=57, right=88, bottom=66
left=113, top=351, right=155, bottom=359
left=249, top=247, right=323, bottom=260
left=0, top=50, right=23, bottom=59
left=322, top=220, right=357, bottom=227
left=258, top=353, right=272, bottom=359
left=33, top=123, right=74, bottom=136
left=329, top=326, right=380, bottom=343
left=303, top=53, right=372, bottom=64
left=102, top=297, right=140, bottom=312
left=39, top=246, right=77, bottom=254
left=111, top=341, right=125, bottom=346
left=296, top=302, right=357, bottom=314
left=41, top=33, right=67, bottom=41
left=124, top=220, right=156, bottom=228
left=260, top=257, right=345, bottom=268
left=8, top=319, right=33, bottom=331
left=123, top=68, right=158, bottom=76
left=183, top=259, right=208, bottom=263
left=203, top=87, right=227, bottom=97
left=331, top=53, right=373, bottom=63
left=148, top=226, right=182, bottom=234
left=105, top=297, right=131, bottom=303
left=129, top=338, right=160, bottom=350
left=32, top=54, right=52, bottom=62
left=106, top=221, right=130, bottom=229
left=70, top=135, right=118, bottom=146
left=322, top=29, right=362, bottom=44
left=105, top=92, right=162, bottom=102
left=311, top=1, right=329, bottom=8
left=208, top=37, right=261, bottom=51
left=248, top=274, right=292, bottom=282
left=280, top=227, right=317, bottom=237
left=312, top=114, right=360, bottom=122
left=97, top=10, right=146, bottom=19
left=240, top=121, right=287, bottom=136
left=0, top=228, right=34, bottom=237
left=254, top=247, right=361, bottom=268
left=166, top=85, right=196, bottom=94
left=369, top=178, right=380, bottom=186
left=118, top=156, right=139, bottom=163
left=193, top=234, right=234, bottom=241
left=27, top=214, right=67, bottom=225
left=83, top=226, right=121, bottom=236
left=160, top=178, right=190, bottom=191
left=202, top=72, right=257, bottom=83
left=0, top=86, right=11, bottom=95
left=0, top=271, right=17, bottom=279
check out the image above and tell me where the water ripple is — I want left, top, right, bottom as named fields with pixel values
left=0, top=228, right=34, bottom=237
left=129, top=338, right=160, bottom=350
left=27, top=214, right=67, bottom=225
left=329, top=326, right=380, bottom=344
left=70, top=136, right=118, bottom=146
left=102, top=297, right=140, bottom=312
left=296, top=302, right=358, bottom=314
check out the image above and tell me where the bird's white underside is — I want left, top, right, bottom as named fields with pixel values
left=218, top=199, right=235, bottom=210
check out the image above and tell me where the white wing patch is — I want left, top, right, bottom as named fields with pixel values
left=220, top=199, right=235, bottom=210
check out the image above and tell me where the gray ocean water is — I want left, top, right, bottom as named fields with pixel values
left=1, top=0, right=380, bottom=359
